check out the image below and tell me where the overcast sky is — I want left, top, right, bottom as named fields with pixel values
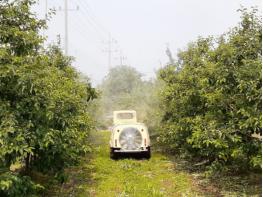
left=33, top=0, right=262, bottom=85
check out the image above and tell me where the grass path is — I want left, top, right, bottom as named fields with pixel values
left=84, top=131, right=200, bottom=196
left=51, top=131, right=261, bottom=197
left=56, top=131, right=200, bottom=196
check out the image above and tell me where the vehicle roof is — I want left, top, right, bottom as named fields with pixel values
left=113, top=122, right=145, bottom=127
left=113, top=110, right=136, bottom=114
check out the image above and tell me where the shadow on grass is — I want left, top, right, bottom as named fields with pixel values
left=42, top=157, right=95, bottom=197
left=113, top=153, right=150, bottom=161
left=165, top=154, right=262, bottom=196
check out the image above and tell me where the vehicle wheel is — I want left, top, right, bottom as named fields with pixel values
left=144, top=147, right=151, bottom=159
left=110, top=148, right=118, bottom=160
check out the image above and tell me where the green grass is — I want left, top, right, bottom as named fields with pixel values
left=48, top=131, right=261, bottom=197
left=57, top=131, right=199, bottom=196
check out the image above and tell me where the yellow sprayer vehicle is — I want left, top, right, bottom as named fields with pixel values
left=109, top=110, right=151, bottom=159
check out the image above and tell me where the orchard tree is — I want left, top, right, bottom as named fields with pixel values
left=0, top=0, right=96, bottom=195
left=158, top=8, right=261, bottom=172
left=97, top=65, right=159, bottom=127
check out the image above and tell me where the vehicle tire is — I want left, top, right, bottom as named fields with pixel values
left=144, top=147, right=151, bottom=159
left=110, top=148, right=118, bottom=160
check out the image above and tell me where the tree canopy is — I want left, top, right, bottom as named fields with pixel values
left=158, top=8, right=262, bottom=172
left=0, top=1, right=96, bottom=195
left=96, top=65, right=158, bottom=127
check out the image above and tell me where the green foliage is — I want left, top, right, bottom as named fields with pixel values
left=0, top=172, right=44, bottom=197
left=158, top=8, right=261, bottom=172
left=97, top=65, right=161, bottom=129
left=0, top=0, right=95, bottom=195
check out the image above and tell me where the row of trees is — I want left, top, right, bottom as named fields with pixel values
left=157, top=8, right=261, bottom=172
left=0, top=0, right=96, bottom=196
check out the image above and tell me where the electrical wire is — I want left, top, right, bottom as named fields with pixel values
left=77, top=0, right=110, bottom=36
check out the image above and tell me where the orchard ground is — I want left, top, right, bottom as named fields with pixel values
left=46, top=131, right=261, bottom=197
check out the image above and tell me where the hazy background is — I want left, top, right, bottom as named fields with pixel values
left=33, top=0, right=262, bottom=85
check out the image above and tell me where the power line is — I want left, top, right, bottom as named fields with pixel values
left=76, top=6, right=106, bottom=42
left=64, top=0, right=68, bottom=55
left=75, top=1, right=120, bottom=69
left=77, top=0, right=110, bottom=36
left=43, top=1, right=125, bottom=68
left=76, top=0, right=120, bottom=46
left=70, top=19, right=93, bottom=43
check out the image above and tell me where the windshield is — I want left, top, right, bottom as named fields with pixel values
left=117, top=113, right=133, bottom=119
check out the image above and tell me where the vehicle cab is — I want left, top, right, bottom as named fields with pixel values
left=109, top=110, right=151, bottom=159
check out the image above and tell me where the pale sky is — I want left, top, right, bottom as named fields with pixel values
left=33, top=0, right=262, bottom=85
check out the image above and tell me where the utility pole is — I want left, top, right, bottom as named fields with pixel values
left=45, top=0, right=48, bottom=20
left=103, top=33, right=118, bottom=69
left=42, top=0, right=48, bottom=38
left=58, top=1, right=79, bottom=56
left=115, top=50, right=127, bottom=66
left=107, top=34, right=112, bottom=69
left=64, top=0, right=68, bottom=55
